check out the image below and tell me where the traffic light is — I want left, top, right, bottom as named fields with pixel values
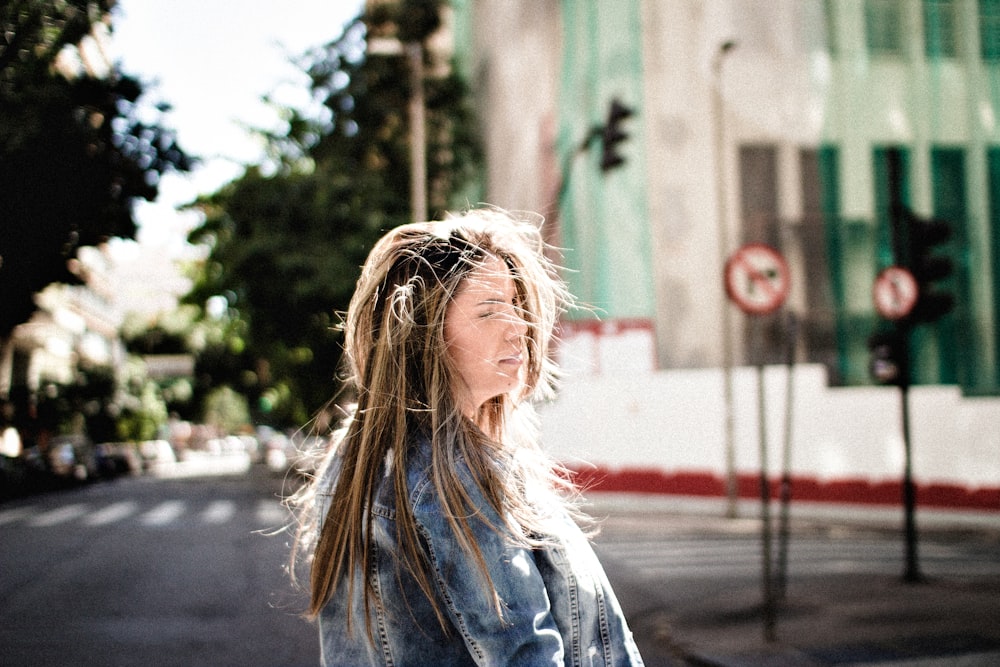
left=905, top=209, right=954, bottom=323
left=600, top=98, right=634, bottom=172
left=867, top=328, right=907, bottom=386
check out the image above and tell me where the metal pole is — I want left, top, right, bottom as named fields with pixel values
left=776, top=311, right=797, bottom=600
left=406, top=42, right=427, bottom=223
left=756, top=318, right=776, bottom=643
left=887, top=148, right=922, bottom=584
left=713, top=40, right=738, bottom=519
left=900, top=381, right=921, bottom=582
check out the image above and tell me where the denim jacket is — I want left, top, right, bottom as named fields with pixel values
left=316, top=435, right=645, bottom=666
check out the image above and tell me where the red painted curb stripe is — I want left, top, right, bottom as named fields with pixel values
left=569, top=467, right=1000, bottom=512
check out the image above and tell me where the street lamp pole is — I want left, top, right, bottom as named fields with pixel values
left=405, top=42, right=427, bottom=223
left=713, top=39, right=738, bottom=519
left=368, top=37, right=427, bottom=223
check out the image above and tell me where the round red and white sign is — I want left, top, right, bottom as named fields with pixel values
left=873, top=266, right=918, bottom=320
left=724, top=243, right=790, bottom=315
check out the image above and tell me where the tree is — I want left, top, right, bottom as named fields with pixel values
left=0, top=0, right=193, bottom=338
left=185, top=0, right=482, bottom=427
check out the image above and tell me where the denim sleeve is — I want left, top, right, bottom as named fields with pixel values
left=410, top=474, right=566, bottom=666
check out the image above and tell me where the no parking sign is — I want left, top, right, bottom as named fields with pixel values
left=873, top=266, right=918, bottom=321
left=724, top=243, right=790, bottom=315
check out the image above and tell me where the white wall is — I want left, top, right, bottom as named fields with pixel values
left=540, top=331, right=1000, bottom=490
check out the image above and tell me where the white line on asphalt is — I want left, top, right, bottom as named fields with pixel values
left=141, top=500, right=186, bottom=526
left=201, top=500, right=237, bottom=524
left=0, top=505, right=36, bottom=526
left=255, top=499, right=290, bottom=529
left=85, top=501, right=139, bottom=526
left=28, top=503, right=89, bottom=527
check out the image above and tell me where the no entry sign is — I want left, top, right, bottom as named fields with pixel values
left=873, top=266, right=918, bottom=320
left=725, top=243, right=790, bottom=315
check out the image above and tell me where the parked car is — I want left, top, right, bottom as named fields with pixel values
left=94, top=442, right=142, bottom=477
left=139, top=439, right=177, bottom=470
left=258, top=430, right=326, bottom=476
left=47, top=434, right=98, bottom=482
left=262, top=432, right=296, bottom=474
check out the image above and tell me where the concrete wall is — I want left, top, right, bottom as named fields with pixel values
left=539, top=330, right=1000, bottom=509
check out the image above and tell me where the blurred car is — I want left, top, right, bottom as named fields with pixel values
left=47, top=434, right=98, bottom=482
left=259, top=431, right=327, bottom=476
left=94, top=442, right=142, bottom=477
left=139, top=439, right=177, bottom=471
left=262, top=432, right=296, bottom=474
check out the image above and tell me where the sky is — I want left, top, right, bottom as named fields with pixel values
left=101, top=0, right=363, bottom=312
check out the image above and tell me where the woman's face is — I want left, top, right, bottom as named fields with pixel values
left=444, top=256, right=529, bottom=418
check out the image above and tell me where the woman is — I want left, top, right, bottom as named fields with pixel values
left=291, top=207, right=644, bottom=666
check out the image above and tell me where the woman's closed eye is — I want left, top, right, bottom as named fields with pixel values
left=477, top=299, right=519, bottom=317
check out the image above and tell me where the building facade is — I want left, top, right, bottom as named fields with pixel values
left=446, top=0, right=1000, bottom=508
left=453, top=0, right=1000, bottom=395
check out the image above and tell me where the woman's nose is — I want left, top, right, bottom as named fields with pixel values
left=505, top=309, right=529, bottom=338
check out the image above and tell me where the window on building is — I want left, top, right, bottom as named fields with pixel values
left=924, top=0, right=959, bottom=58
left=926, top=147, right=968, bottom=386
left=988, top=148, right=1000, bottom=388
left=872, top=147, right=904, bottom=268
left=739, top=145, right=780, bottom=248
left=799, top=147, right=840, bottom=380
left=822, top=0, right=839, bottom=54
left=981, top=0, right=1000, bottom=61
left=865, top=0, right=905, bottom=57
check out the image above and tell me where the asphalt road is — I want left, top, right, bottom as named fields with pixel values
left=2, top=465, right=998, bottom=666
left=0, top=465, right=318, bottom=667
left=588, top=502, right=1000, bottom=666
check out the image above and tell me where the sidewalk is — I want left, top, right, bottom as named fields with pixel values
left=586, top=493, right=1000, bottom=667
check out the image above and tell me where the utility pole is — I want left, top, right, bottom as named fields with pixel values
left=405, top=42, right=427, bottom=223
left=368, top=37, right=427, bottom=223
left=712, top=39, right=738, bottom=518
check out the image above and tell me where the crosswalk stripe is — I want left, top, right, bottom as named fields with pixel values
left=595, top=535, right=1000, bottom=581
left=7, top=499, right=286, bottom=529
left=201, top=500, right=236, bottom=524
left=28, top=503, right=89, bottom=527
left=141, top=500, right=186, bottom=526
left=84, top=501, right=139, bottom=526
left=3, top=498, right=1000, bottom=582
left=255, top=499, right=291, bottom=529
left=0, top=505, right=36, bottom=526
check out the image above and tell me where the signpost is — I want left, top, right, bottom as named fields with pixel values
left=724, top=242, right=790, bottom=643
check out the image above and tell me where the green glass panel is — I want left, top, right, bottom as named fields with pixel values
left=981, top=0, right=1000, bottom=61
left=924, top=0, right=958, bottom=58
left=917, top=148, right=967, bottom=385
left=556, top=0, right=651, bottom=321
left=872, top=147, right=908, bottom=268
left=818, top=147, right=852, bottom=383
left=988, top=148, right=1000, bottom=388
left=866, top=0, right=905, bottom=56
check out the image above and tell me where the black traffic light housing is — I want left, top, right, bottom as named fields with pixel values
left=867, top=328, right=908, bottom=386
left=904, top=209, right=955, bottom=323
left=600, top=99, right=634, bottom=172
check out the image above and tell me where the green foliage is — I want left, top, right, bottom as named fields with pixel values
left=115, top=378, right=169, bottom=443
left=121, top=304, right=201, bottom=355
left=29, top=358, right=170, bottom=444
left=185, top=2, right=483, bottom=426
left=0, top=0, right=193, bottom=337
left=201, top=386, right=250, bottom=436
left=33, top=363, right=118, bottom=440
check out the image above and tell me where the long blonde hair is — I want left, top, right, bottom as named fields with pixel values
left=290, top=207, right=580, bottom=638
